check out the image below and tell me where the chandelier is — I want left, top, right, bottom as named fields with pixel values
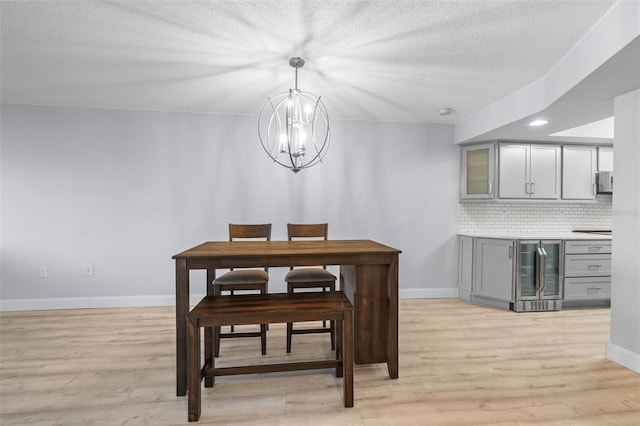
left=258, top=57, right=330, bottom=173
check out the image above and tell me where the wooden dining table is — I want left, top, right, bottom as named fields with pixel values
left=172, top=239, right=401, bottom=396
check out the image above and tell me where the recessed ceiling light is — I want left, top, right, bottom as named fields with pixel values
left=438, top=108, right=454, bottom=116
left=529, top=119, right=549, bottom=127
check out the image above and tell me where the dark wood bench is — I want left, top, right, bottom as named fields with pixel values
left=187, top=291, right=354, bottom=422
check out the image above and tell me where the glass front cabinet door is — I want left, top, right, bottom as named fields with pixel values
left=541, top=241, right=562, bottom=299
left=461, top=143, right=496, bottom=200
left=516, top=240, right=563, bottom=301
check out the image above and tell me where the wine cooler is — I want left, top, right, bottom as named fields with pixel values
left=514, top=240, right=563, bottom=312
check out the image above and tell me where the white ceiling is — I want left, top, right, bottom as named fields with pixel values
left=0, top=0, right=630, bottom=139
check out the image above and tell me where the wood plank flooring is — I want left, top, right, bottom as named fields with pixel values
left=1, top=299, right=639, bottom=425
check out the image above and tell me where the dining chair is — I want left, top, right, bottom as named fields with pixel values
left=285, top=223, right=337, bottom=353
left=212, top=223, right=271, bottom=356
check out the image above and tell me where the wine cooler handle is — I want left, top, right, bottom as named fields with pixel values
left=539, top=247, right=547, bottom=294
left=536, top=247, right=546, bottom=295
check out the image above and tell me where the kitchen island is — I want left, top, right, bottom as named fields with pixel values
left=458, top=232, right=612, bottom=311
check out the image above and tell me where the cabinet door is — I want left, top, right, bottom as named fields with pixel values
left=598, top=146, right=613, bottom=172
left=541, top=241, right=562, bottom=299
left=565, top=240, right=612, bottom=254
left=499, top=144, right=529, bottom=198
left=517, top=242, right=539, bottom=299
left=461, top=144, right=495, bottom=199
left=458, top=236, right=473, bottom=293
left=472, top=238, right=514, bottom=301
left=565, top=254, right=612, bottom=277
left=564, top=277, right=611, bottom=300
left=529, top=145, right=560, bottom=199
left=562, top=146, right=596, bottom=199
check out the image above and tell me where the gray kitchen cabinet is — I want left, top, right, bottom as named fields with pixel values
left=563, top=240, right=611, bottom=307
left=472, top=238, right=514, bottom=309
left=564, top=254, right=611, bottom=277
left=564, top=277, right=611, bottom=301
left=598, top=146, right=614, bottom=172
left=458, top=235, right=473, bottom=301
left=564, top=240, right=612, bottom=254
left=458, top=235, right=612, bottom=311
left=562, top=146, right=597, bottom=200
left=460, top=143, right=496, bottom=200
left=499, top=143, right=561, bottom=199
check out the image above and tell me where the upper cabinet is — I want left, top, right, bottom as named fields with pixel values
left=499, top=143, right=561, bottom=199
left=598, top=146, right=614, bottom=172
left=460, top=141, right=610, bottom=202
left=562, top=146, right=597, bottom=200
left=461, top=143, right=495, bottom=200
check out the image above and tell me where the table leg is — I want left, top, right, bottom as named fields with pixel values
left=341, top=262, right=399, bottom=379
left=176, top=258, right=189, bottom=396
left=204, top=268, right=215, bottom=387
left=387, top=256, right=399, bottom=379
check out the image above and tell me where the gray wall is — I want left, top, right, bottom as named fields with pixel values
left=0, top=104, right=459, bottom=309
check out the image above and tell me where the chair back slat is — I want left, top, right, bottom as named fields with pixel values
left=287, top=223, right=328, bottom=240
left=229, top=223, right=272, bottom=241
left=228, top=224, right=271, bottom=272
left=287, top=223, right=329, bottom=269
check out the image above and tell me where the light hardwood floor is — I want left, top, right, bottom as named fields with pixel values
left=1, top=299, right=639, bottom=425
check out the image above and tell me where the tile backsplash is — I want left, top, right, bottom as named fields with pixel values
left=458, top=195, right=612, bottom=234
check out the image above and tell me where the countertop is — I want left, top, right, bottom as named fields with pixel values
left=459, top=232, right=611, bottom=240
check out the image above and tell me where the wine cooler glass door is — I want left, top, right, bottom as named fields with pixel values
left=541, top=241, right=562, bottom=299
left=518, top=242, right=539, bottom=299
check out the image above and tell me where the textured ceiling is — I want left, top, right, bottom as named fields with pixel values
left=1, top=0, right=616, bottom=124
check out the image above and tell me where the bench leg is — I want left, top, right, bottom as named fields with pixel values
left=188, top=318, right=201, bottom=422
left=343, top=310, right=354, bottom=408
left=204, top=326, right=213, bottom=387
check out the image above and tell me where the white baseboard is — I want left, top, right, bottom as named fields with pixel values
left=0, top=294, right=206, bottom=312
left=399, top=288, right=459, bottom=299
left=0, top=288, right=458, bottom=311
left=605, top=342, right=640, bottom=373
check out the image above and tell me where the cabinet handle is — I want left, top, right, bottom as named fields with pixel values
left=588, top=246, right=602, bottom=251
left=508, top=245, right=513, bottom=259
left=531, top=182, right=535, bottom=194
left=588, top=264, right=603, bottom=269
left=525, top=182, right=530, bottom=194
left=489, top=182, right=493, bottom=195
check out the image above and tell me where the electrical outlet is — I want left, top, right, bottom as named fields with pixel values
left=83, top=265, right=94, bottom=276
left=38, top=266, right=48, bottom=278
